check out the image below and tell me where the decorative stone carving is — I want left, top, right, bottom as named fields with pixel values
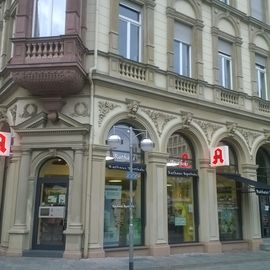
left=71, top=102, right=89, bottom=117
left=98, top=101, right=120, bottom=126
left=21, top=103, right=38, bottom=118
left=181, top=111, right=193, bottom=128
left=9, top=105, right=17, bottom=124
left=142, top=108, right=176, bottom=136
left=194, top=119, right=222, bottom=144
left=126, top=99, right=140, bottom=118
left=0, top=109, right=6, bottom=121
left=238, top=128, right=261, bottom=151
left=226, top=121, right=238, bottom=135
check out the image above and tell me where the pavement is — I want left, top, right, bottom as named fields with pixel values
left=0, top=250, right=270, bottom=270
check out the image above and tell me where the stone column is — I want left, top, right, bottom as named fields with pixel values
left=64, top=148, right=84, bottom=259
left=87, top=145, right=107, bottom=257
left=109, top=0, right=119, bottom=54
left=15, top=0, right=32, bottom=37
left=144, top=0, right=155, bottom=65
left=241, top=164, right=262, bottom=250
left=66, top=0, right=82, bottom=35
left=7, top=149, right=31, bottom=256
left=235, top=38, right=243, bottom=91
left=0, top=157, right=5, bottom=222
left=145, top=152, right=170, bottom=256
left=198, top=159, right=222, bottom=253
left=194, top=22, right=204, bottom=80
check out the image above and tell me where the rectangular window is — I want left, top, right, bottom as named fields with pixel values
left=256, top=55, right=268, bottom=100
left=119, top=3, right=141, bottom=61
left=250, top=0, right=263, bottom=21
left=219, top=0, right=230, bottom=4
left=174, top=23, right=192, bottom=77
left=218, top=39, right=232, bottom=89
left=33, top=0, right=66, bottom=37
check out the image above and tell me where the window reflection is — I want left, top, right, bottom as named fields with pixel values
left=34, top=0, right=66, bottom=37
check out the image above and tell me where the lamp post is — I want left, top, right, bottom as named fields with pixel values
left=107, top=126, right=154, bottom=270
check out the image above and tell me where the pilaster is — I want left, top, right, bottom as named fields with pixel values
left=198, top=159, right=222, bottom=253
left=64, top=148, right=84, bottom=259
left=7, top=149, right=31, bottom=256
left=145, top=152, right=170, bottom=256
left=87, top=144, right=107, bottom=258
left=241, top=163, right=262, bottom=250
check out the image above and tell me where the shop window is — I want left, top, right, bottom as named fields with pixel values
left=33, top=0, right=66, bottom=37
left=167, top=133, right=198, bottom=244
left=256, top=148, right=270, bottom=238
left=104, top=169, right=143, bottom=247
left=216, top=143, right=242, bottom=241
left=104, top=124, right=146, bottom=248
left=119, top=2, right=141, bottom=62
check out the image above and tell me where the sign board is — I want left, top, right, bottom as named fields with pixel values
left=0, top=132, right=12, bottom=157
left=210, top=146, right=229, bottom=167
left=126, top=171, right=140, bottom=180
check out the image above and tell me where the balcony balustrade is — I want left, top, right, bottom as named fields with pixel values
left=7, top=35, right=87, bottom=97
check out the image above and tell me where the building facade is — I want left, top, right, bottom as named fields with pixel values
left=0, top=0, right=270, bottom=258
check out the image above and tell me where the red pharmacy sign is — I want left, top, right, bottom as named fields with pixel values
left=0, top=132, right=12, bottom=157
left=210, top=146, right=229, bottom=167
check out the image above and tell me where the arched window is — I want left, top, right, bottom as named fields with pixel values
left=166, top=133, right=198, bottom=244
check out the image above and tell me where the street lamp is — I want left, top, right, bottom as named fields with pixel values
left=107, top=125, right=154, bottom=270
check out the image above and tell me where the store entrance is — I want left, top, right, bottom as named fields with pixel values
left=32, top=176, right=68, bottom=250
left=259, top=196, right=270, bottom=238
left=32, top=157, right=69, bottom=250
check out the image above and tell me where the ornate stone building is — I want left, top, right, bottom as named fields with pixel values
left=1, top=0, right=270, bottom=258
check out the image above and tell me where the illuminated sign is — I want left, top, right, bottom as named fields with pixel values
left=179, top=152, right=192, bottom=168
left=0, top=132, right=12, bottom=157
left=210, top=146, right=229, bottom=167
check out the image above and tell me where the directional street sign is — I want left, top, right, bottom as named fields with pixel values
left=126, top=171, right=139, bottom=180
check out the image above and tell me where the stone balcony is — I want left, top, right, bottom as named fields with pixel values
left=7, top=35, right=87, bottom=98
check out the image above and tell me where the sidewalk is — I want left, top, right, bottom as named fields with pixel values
left=1, top=250, right=270, bottom=270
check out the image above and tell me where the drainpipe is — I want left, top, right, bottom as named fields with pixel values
left=83, top=0, right=99, bottom=259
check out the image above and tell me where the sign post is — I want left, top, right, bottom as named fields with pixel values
left=0, top=132, right=12, bottom=157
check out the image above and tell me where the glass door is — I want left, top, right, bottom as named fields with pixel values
left=260, top=196, right=270, bottom=238
left=32, top=177, right=68, bottom=250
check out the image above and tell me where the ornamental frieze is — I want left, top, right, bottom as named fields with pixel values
left=9, top=105, right=17, bottom=124
left=98, top=101, right=120, bottom=126
left=20, top=103, right=38, bottom=118
left=126, top=99, right=140, bottom=118
left=142, top=108, right=176, bottom=136
left=193, top=119, right=222, bottom=144
left=238, top=128, right=261, bottom=151
left=71, top=102, right=89, bottom=117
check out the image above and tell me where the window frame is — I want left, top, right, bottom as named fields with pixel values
left=119, top=2, right=142, bottom=62
left=32, top=0, right=67, bottom=37
left=174, top=39, right=192, bottom=77
left=256, top=63, right=268, bottom=100
left=219, top=51, right=233, bottom=89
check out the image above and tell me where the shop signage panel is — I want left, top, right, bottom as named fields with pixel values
left=167, top=168, right=198, bottom=177
left=210, top=146, right=229, bottom=167
left=106, top=161, right=146, bottom=172
left=0, top=132, right=12, bottom=157
left=255, top=188, right=270, bottom=196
